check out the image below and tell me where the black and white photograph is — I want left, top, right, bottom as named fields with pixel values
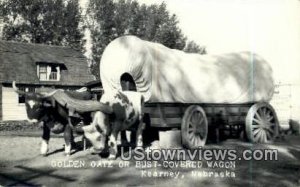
left=0, top=0, right=300, bottom=186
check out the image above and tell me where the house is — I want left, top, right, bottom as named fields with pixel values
left=0, top=40, right=95, bottom=121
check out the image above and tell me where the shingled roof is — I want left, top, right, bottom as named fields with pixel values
left=0, top=40, right=95, bottom=86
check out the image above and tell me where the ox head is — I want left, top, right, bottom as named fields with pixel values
left=81, top=94, right=114, bottom=153
left=12, top=81, right=56, bottom=122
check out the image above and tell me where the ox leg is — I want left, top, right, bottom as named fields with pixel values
left=121, top=131, right=130, bottom=146
left=108, top=130, right=119, bottom=160
left=41, top=122, right=50, bottom=156
left=136, top=122, right=146, bottom=149
left=64, top=124, right=74, bottom=156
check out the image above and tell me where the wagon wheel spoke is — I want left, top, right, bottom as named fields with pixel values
left=196, top=121, right=204, bottom=134
left=266, top=115, right=274, bottom=122
left=254, top=130, right=262, bottom=142
left=198, top=132, right=203, bottom=140
left=253, top=118, right=263, bottom=126
left=188, top=128, right=194, bottom=134
left=197, top=136, right=202, bottom=145
left=262, top=130, right=268, bottom=142
left=191, top=112, right=197, bottom=123
left=254, top=111, right=263, bottom=122
left=253, top=128, right=261, bottom=136
left=265, top=110, right=271, bottom=117
left=265, top=125, right=275, bottom=134
left=262, top=107, right=268, bottom=116
left=199, top=127, right=206, bottom=140
left=265, top=130, right=272, bottom=140
left=267, top=122, right=275, bottom=128
left=189, top=133, right=195, bottom=141
left=188, top=133, right=194, bottom=141
left=256, top=130, right=262, bottom=142
left=192, top=136, right=197, bottom=145
left=262, top=108, right=271, bottom=119
left=191, top=112, right=200, bottom=123
left=258, top=108, right=266, bottom=118
left=265, top=122, right=275, bottom=131
left=198, top=117, right=204, bottom=126
left=194, top=137, right=199, bottom=146
left=258, top=130, right=266, bottom=143
left=253, top=124, right=270, bottom=143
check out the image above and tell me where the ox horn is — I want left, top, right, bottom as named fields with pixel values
left=37, top=90, right=58, bottom=98
left=12, top=81, right=27, bottom=95
left=98, top=102, right=113, bottom=114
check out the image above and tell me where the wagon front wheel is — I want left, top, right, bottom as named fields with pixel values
left=182, top=105, right=208, bottom=149
left=245, top=102, right=279, bottom=143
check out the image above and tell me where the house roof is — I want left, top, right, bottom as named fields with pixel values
left=0, top=40, right=95, bottom=86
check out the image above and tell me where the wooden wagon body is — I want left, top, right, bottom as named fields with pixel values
left=144, top=102, right=278, bottom=148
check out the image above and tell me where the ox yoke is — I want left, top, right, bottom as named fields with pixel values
left=49, top=90, right=110, bottom=118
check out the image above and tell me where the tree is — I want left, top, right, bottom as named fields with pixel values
left=154, top=14, right=186, bottom=50
left=0, top=0, right=84, bottom=50
left=184, top=40, right=207, bottom=54
left=88, top=0, right=190, bottom=79
left=88, top=0, right=116, bottom=77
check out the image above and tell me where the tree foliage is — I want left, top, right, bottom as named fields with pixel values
left=184, top=40, right=207, bottom=54
left=0, top=0, right=84, bottom=50
left=88, top=0, right=192, bottom=78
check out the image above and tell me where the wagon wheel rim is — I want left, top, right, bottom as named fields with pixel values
left=246, top=103, right=278, bottom=143
left=182, top=105, right=208, bottom=148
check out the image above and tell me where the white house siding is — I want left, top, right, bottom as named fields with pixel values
left=2, top=85, right=28, bottom=121
left=0, top=85, right=2, bottom=120
left=270, top=83, right=300, bottom=130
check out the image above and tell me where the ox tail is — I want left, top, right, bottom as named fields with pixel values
left=140, top=95, right=145, bottom=120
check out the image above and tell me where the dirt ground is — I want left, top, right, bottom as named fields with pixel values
left=0, top=133, right=299, bottom=187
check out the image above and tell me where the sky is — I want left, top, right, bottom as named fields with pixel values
left=139, top=0, right=300, bottom=85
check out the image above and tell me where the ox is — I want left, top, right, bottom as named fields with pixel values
left=12, top=81, right=111, bottom=156
left=81, top=91, right=145, bottom=159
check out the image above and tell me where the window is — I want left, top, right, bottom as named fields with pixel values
left=39, top=65, right=47, bottom=81
left=49, top=66, right=58, bottom=80
left=38, top=64, right=60, bottom=81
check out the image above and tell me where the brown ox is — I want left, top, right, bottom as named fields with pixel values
left=12, top=81, right=111, bottom=156
left=82, top=91, right=145, bottom=159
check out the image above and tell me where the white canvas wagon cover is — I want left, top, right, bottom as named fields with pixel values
left=100, top=36, right=274, bottom=104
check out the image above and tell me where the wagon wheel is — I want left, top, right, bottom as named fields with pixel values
left=182, top=105, right=208, bottom=149
left=245, top=102, right=279, bottom=143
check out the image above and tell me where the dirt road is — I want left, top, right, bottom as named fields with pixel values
left=0, top=135, right=299, bottom=187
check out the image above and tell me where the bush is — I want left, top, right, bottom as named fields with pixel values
left=0, top=121, right=41, bottom=131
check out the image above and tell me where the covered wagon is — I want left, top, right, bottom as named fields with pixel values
left=100, top=35, right=279, bottom=148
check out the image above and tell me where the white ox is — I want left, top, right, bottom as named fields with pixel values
left=82, top=91, right=145, bottom=159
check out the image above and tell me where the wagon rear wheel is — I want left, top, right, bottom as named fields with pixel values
left=182, top=105, right=208, bottom=149
left=245, top=102, right=279, bottom=143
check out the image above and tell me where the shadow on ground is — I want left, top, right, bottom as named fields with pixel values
left=0, top=135, right=299, bottom=186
